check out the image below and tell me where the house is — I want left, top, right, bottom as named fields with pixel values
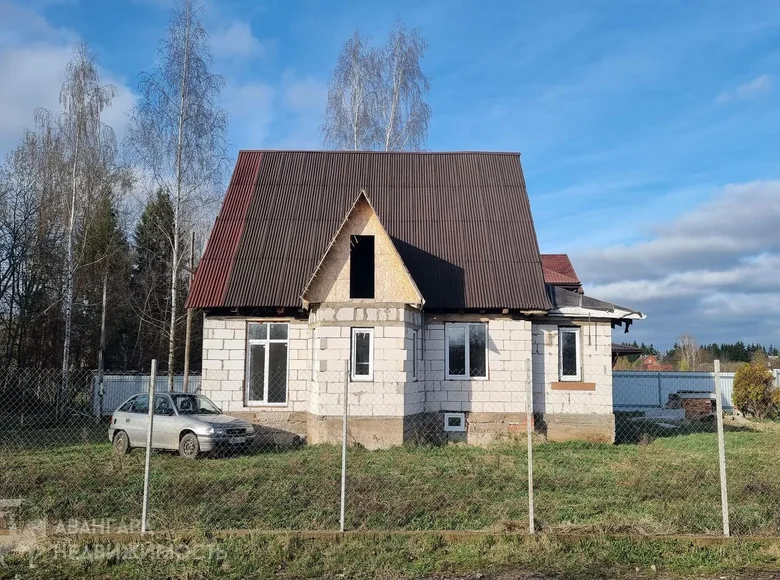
left=636, top=354, right=672, bottom=371
left=186, top=151, right=645, bottom=448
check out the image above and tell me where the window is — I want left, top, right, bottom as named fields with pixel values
left=131, top=394, right=149, bottom=414
left=311, top=328, right=317, bottom=381
left=349, top=235, right=375, bottom=298
left=246, top=322, right=289, bottom=404
left=118, top=396, right=137, bottom=413
left=412, top=329, right=419, bottom=380
left=559, top=327, right=581, bottom=381
left=153, top=395, right=175, bottom=416
left=444, top=412, right=466, bottom=432
left=445, top=323, right=487, bottom=379
left=351, top=328, right=374, bottom=381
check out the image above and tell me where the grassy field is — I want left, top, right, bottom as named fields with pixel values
left=1, top=418, right=780, bottom=535
left=3, top=532, right=780, bottom=579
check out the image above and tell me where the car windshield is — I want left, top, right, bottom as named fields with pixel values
left=170, top=394, right=221, bottom=415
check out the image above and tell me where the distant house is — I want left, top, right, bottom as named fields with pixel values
left=636, top=354, right=673, bottom=371
left=187, top=151, right=645, bottom=448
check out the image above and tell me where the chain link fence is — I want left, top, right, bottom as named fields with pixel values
left=1, top=363, right=779, bottom=538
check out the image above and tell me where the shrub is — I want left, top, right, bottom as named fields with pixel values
left=732, top=362, right=777, bottom=419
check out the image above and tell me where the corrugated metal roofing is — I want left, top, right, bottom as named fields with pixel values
left=188, top=150, right=551, bottom=311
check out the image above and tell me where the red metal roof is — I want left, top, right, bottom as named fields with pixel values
left=188, top=150, right=552, bottom=311
left=541, top=254, right=582, bottom=290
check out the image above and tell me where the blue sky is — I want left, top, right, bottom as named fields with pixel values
left=2, top=0, right=780, bottom=349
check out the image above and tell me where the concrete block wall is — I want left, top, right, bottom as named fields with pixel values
left=420, top=317, right=532, bottom=415
left=201, top=317, right=310, bottom=415
left=532, top=321, right=613, bottom=415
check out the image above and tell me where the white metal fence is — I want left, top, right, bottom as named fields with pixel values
left=613, top=371, right=736, bottom=411
left=92, top=373, right=202, bottom=417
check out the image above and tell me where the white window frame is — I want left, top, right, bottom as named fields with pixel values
left=444, top=412, right=466, bottom=432
left=311, top=328, right=317, bottom=381
left=245, top=322, right=290, bottom=406
left=558, top=326, right=581, bottom=381
left=351, top=327, right=374, bottom=381
left=445, top=323, right=488, bottom=380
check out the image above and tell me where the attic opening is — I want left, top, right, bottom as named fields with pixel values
left=349, top=235, right=375, bottom=299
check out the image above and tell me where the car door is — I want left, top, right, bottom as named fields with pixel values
left=125, top=394, right=150, bottom=447
left=152, top=394, right=178, bottom=450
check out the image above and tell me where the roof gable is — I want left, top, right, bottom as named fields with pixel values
left=302, top=191, right=423, bottom=307
left=188, top=150, right=551, bottom=311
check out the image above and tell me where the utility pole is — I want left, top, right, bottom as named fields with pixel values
left=183, top=230, right=195, bottom=392
left=97, top=270, right=108, bottom=418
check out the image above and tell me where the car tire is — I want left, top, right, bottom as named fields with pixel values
left=179, top=432, right=200, bottom=459
left=113, top=431, right=131, bottom=455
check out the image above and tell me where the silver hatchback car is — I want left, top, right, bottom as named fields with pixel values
left=108, top=393, right=255, bottom=458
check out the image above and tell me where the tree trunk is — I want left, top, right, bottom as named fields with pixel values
left=61, top=123, right=81, bottom=415
left=183, top=230, right=195, bottom=392
left=168, top=6, right=190, bottom=392
left=97, top=269, right=107, bottom=417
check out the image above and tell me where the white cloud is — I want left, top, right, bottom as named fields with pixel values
left=0, top=2, right=136, bottom=157
left=283, top=76, right=327, bottom=113
left=211, top=21, right=264, bottom=61
left=576, top=180, right=780, bottom=347
left=222, top=81, right=275, bottom=148
left=716, top=74, right=771, bottom=103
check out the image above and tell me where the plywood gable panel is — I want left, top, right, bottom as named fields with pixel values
left=304, top=195, right=423, bottom=306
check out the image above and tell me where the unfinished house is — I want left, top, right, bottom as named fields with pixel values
left=186, top=151, right=644, bottom=448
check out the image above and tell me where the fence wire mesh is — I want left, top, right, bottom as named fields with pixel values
left=1, top=363, right=779, bottom=538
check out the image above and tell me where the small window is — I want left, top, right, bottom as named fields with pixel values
left=412, top=329, right=419, bottom=380
left=311, top=328, right=317, bottom=381
left=445, top=323, right=487, bottom=379
left=351, top=328, right=374, bottom=381
left=247, top=322, right=289, bottom=404
left=444, top=412, right=466, bottom=432
left=349, top=235, right=375, bottom=299
left=559, top=327, right=581, bottom=381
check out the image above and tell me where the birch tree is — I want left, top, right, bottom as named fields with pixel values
left=322, top=22, right=431, bottom=151
left=35, top=42, right=118, bottom=402
left=125, top=0, right=228, bottom=389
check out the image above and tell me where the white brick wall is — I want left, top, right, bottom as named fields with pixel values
left=421, top=318, right=532, bottom=414
left=532, top=320, right=613, bottom=415
left=201, top=313, right=613, bottom=420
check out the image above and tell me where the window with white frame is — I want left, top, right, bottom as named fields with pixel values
left=351, top=328, right=374, bottom=381
left=412, top=329, right=419, bottom=380
left=246, top=322, right=289, bottom=404
left=445, top=323, right=487, bottom=379
left=558, top=326, right=581, bottom=381
left=311, top=328, right=317, bottom=381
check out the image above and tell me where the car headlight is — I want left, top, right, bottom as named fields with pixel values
left=205, top=426, right=223, bottom=436
left=246, top=425, right=255, bottom=434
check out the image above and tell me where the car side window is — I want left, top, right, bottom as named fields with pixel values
left=118, top=397, right=136, bottom=412
left=154, top=395, right=174, bottom=416
left=132, top=394, right=149, bottom=414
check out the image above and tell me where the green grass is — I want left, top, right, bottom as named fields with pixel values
left=2, top=420, right=780, bottom=535
left=3, top=532, right=780, bottom=579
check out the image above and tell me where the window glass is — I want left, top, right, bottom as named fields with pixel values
left=248, top=343, right=266, bottom=401
left=132, top=394, right=149, bottom=414
left=349, top=235, right=375, bottom=299
left=468, top=325, right=487, bottom=378
left=267, top=342, right=288, bottom=403
left=351, top=328, right=373, bottom=380
left=118, top=396, right=136, bottom=413
left=248, top=323, right=267, bottom=340
left=246, top=322, right=289, bottom=404
left=560, top=328, right=579, bottom=378
left=447, top=326, right=466, bottom=376
left=154, top=395, right=174, bottom=416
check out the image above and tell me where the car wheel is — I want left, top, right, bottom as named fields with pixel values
left=179, top=432, right=200, bottom=459
left=113, top=431, right=131, bottom=455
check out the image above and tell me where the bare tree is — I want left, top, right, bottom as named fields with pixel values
left=678, top=334, right=699, bottom=371
left=35, top=42, right=118, bottom=403
left=125, top=0, right=229, bottom=389
left=377, top=22, right=431, bottom=152
left=322, top=22, right=431, bottom=151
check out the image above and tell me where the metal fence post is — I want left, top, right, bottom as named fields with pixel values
left=714, top=359, right=730, bottom=536
left=339, top=359, right=349, bottom=533
left=141, top=359, right=157, bottom=533
left=526, top=364, right=535, bottom=534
